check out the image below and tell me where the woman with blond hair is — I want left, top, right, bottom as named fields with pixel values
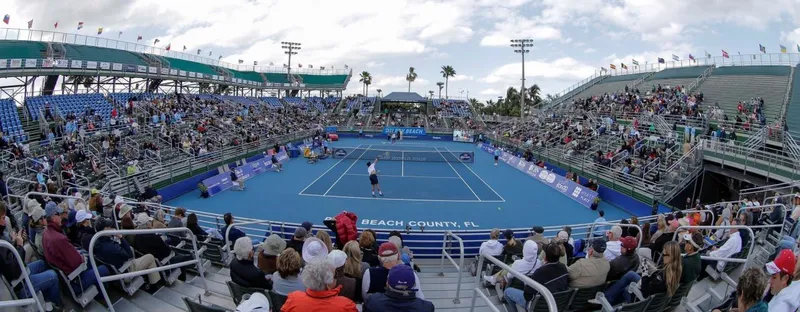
left=316, top=230, right=334, bottom=252
left=642, top=241, right=683, bottom=297
left=343, top=241, right=369, bottom=303
left=650, top=215, right=667, bottom=244
left=271, top=249, right=306, bottom=295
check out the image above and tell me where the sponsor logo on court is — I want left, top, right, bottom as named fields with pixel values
left=432, top=136, right=442, bottom=140
left=334, top=148, right=348, bottom=157
left=555, top=181, right=569, bottom=193
left=459, top=153, right=472, bottom=161
left=572, top=187, right=582, bottom=197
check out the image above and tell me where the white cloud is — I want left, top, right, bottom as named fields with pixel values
left=483, top=57, right=596, bottom=84
left=449, top=75, right=475, bottom=82
left=480, top=16, right=563, bottom=46
left=583, top=48, right=596, bottom=54
left=366, top=61, right=385, bottom=68
left=480, top=88, right=501, bottom=95
left=781, top=28, right=800, bottom=48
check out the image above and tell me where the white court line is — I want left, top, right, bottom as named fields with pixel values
left=299, top=193, right=505, bottom=203
left=435, top=147, right=481, bottom=201
left=445, top=147, right=506, bottom=202
left=322, top=144, right=372, bottom=196
left=401, top=151, right=405, bottom=176
left=344, top=173, right=460, bottom=179
left=298, top=144, right=363, bottom=194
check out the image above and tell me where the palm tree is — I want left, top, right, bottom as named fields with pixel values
left=428, top=90, right=434, bottom=98
left=359, top=71, right=372, bottom=96
left=527, top=84, right=543, bottom=109
left=406, top=67, right=418, bottom=92
left=436, top=82, right=444, bottom=98
left=376, top=89, right=382, bottom=97
left=440, top=66, right=456, bottom=99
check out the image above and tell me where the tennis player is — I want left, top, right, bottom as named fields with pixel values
left=493, top=147, right=502, bottom=166
left=230, top=170, right=245, bottom=190
left=366, top=158, right=383, bottom=197
left=391, top=131, right=397, bottom=144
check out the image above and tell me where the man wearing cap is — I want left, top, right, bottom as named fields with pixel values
left=681, top=232, right=704, bottom=283
left=73, top=209, right=95, bottom=248
left=567, top=239, right=610, bottom=288
left=281, top=260, right=358, bottom=312
left=362, top=242, right=425, bottom=300
left=287, top=227, right=307, bottom=256
left=363, top=264, right=434, bottom=312
left=604, top=225, right=624, bottom=261
left=765, top=249, right=799, bottom=311
left=527, top=226, right=549, bottom=252
left=231, top=237, right=272, bottom=290
left=222, top=213, right=246, bottom=249
left=256, top=234, right=286, bottom=274
left=607, top=236, right=640, bottom=281
left=42, top=199, right=111, bottom=296
left=0, top=201, right=63, bottom=310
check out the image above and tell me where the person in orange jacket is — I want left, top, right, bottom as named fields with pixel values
left=281, top=260, right=357, bottom=312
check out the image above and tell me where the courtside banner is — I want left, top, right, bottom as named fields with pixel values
left=202, top=151, right=288, bottom=196
left=382, top=127, right=426, bottom=137
left=478, top=143, right=598, bottom=208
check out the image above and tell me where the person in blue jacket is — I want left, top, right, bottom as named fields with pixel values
left=222, top=213, right=246, bottom=250
left=92, top=218, right=162, bottom=290
left=362, top=264, right=434, bottom=312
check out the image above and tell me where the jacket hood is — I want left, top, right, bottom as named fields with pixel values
left=482, top=240, right=503, bottom=255
left=523, top=240, right=538, bottom=261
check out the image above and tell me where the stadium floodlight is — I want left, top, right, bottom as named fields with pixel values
left=281, top=42, right=302, bottom=76
left=510, top=39, right=533, bottom=119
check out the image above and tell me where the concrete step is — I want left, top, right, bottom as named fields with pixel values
left=164, top=279, right=236, bottom=310
left=130, top=289, right=187, bottom=312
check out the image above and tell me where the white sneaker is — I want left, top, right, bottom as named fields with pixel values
left=483, top=275, right=496, bottom=286
left=494, top=163, right=498, bottom=166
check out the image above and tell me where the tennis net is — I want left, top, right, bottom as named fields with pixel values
left=331, top=147, right=474, bottom=163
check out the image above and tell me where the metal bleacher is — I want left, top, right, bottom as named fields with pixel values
left=695, top=66, right=792, bottom=123
left=570, top=73, right=646, bottom=100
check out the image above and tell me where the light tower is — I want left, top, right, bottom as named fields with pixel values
left=510, top=39, right=533, bottom=118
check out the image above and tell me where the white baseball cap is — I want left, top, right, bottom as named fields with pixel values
left=75, top=209, right=94, bottom=223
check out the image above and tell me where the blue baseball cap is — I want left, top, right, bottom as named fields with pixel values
left=387, top=265, right=417, bottom=292
left=44, top=201, right=63, bottom=218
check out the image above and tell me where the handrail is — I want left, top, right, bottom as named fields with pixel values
left=587, top=222, right=643, bottom=248
left=5, top=176, right=39, bottom=206
left=438, top=231, right=465, bottom=304
left=88, top=227, right=209, bottom=312
left=469, top=252, right=557, bottom=312
left=224, top=220, right=277, bottom=251
left=670, top=225, right=755, bottom=265
left=24, top=191, right=82, bottom=202
left=0, top=240, right=44, bottom=311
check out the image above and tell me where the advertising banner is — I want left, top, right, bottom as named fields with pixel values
left=382, top=127, right=426, bottom=137
left=100, top=62, right=111, bottom=70
left=453, top=129, right=474, bottom=142
left=478, top=143, right=598, bottom=208
left=325, top=126, right=338, bottom=133
left=86, top=61, right=98, bottom=69
left=24, top=59, right=37, bottom=68
left=202, top=151, right=289, bottom=197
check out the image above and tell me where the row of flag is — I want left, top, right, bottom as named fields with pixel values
left=602, top=45, right=800, bottom=72
left=2, top=15, right=351, bottom=70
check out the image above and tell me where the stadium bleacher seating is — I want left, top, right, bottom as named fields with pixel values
left=26, top=93, right=111, bottom=121
left=259, top=97, right=285, bottom=109
left=64, top=44, right=147, bottom=66
left=164, top=57, right=217, bottom=76
left=696, top=66, right=791, bottom=123
left=785, top=65, right=800, bottom=137
left=0, top=98, right=25, bottom=141
left=229, top=69, right=265, bottom=83
left=643, top=66, right=711, bottom=90
left=1, top=41, right=47, bottom=59
left=298, top=74, right=348, bottom=85
left=569, top=73, right=647, bottom=101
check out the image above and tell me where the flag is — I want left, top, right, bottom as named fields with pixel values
left=722, top=50, right=729, bottom=58
left=54, top=21, right=58, bottom=29
left=759, top=44, right=766, bottom=53
left=797, top=44, right=800, bottom=53
left=631, top=59, right=639, bottom=66
left=117, top=31, right=122, bottom=38
left=238, top=59, right=244, bottom=64
left=621, top=63, right=627, bottom=70
left=154, top=39, right=160, bottom=45
left=609, top=64, right=616, bottom=70
left=27, top=20, right=32, bottom=29
left=283, top=64, right=288, bottom=68
left=298, top=64, right=302, bottom=67
left=254, top=61, right=258, bottom=66
left=137, top=35, right=142, bottom=41
left=2, top=15, right=9, bottom=25
left=344, top=64, right=348, bottom=69
left=672, top=54, right=679, bottom=61
left=601, top=67, right=606, bottom=72
left=77, top=21, right=83, bottom=30
left=218, top=55, right=222, bottom=60
left=183, top=45, right=186, bottom=51
left=269, top=62, right=274, bottom=66
left=209, top=51, right=212, bottom=56
left=705, top=50, right=711, bottom=58
left=97, top=27, right=103, bottom=35
left=780, top=45, right=787, bottom=53
left=658, top=57, right=665, bottom=64
left=165, top=43, right=171, bottom=51
left=689, top=54, right=695, bottom=61
left=309, top=64, right=313, bottom=68
left=197, top=49, right=201, bottom=55
left=320, top=66, right=325, bottom=70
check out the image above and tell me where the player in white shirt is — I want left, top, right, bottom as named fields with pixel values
left=366, top=158, right=383, bottom=197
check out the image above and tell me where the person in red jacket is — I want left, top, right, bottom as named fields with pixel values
left=41, top=202, right=110, bottom=295
left=335, top=211, right=358, bottom=249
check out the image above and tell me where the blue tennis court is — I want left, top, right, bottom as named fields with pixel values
left=166, top=138, right=632, bottom=230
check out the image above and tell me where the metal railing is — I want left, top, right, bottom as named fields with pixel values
left=438, top=231, right=465, bottom=304
left=0, top=240, right=44, bottom=311
left=469, top=252, right=557, bottom=312
left=587, top=222, right=643, bottom=247
left=88, top=227, right=209, bottom=312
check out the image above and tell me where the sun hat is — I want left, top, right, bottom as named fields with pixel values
left=261, top=234, right=287, bottom=256
left=327, top=250, right=347, bottom=269
left=301, top=237, right=327, bottom=264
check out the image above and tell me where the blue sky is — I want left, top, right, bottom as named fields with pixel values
left=2, top=0, right=800, bottom=101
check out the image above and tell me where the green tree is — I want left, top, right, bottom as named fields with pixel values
left=359, top=71, right=372, bottom=96
left=440, top=65, right=456, bottom=99
left=436, top=82, right=444, bottom=98
left=405, top=67, right=417, bottom=92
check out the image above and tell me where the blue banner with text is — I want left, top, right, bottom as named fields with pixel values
left=382, top=127, right=426, bottom=137
left=202, top=151, right=289, bottom=197
left=478, top=143, right=598, bottom=209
